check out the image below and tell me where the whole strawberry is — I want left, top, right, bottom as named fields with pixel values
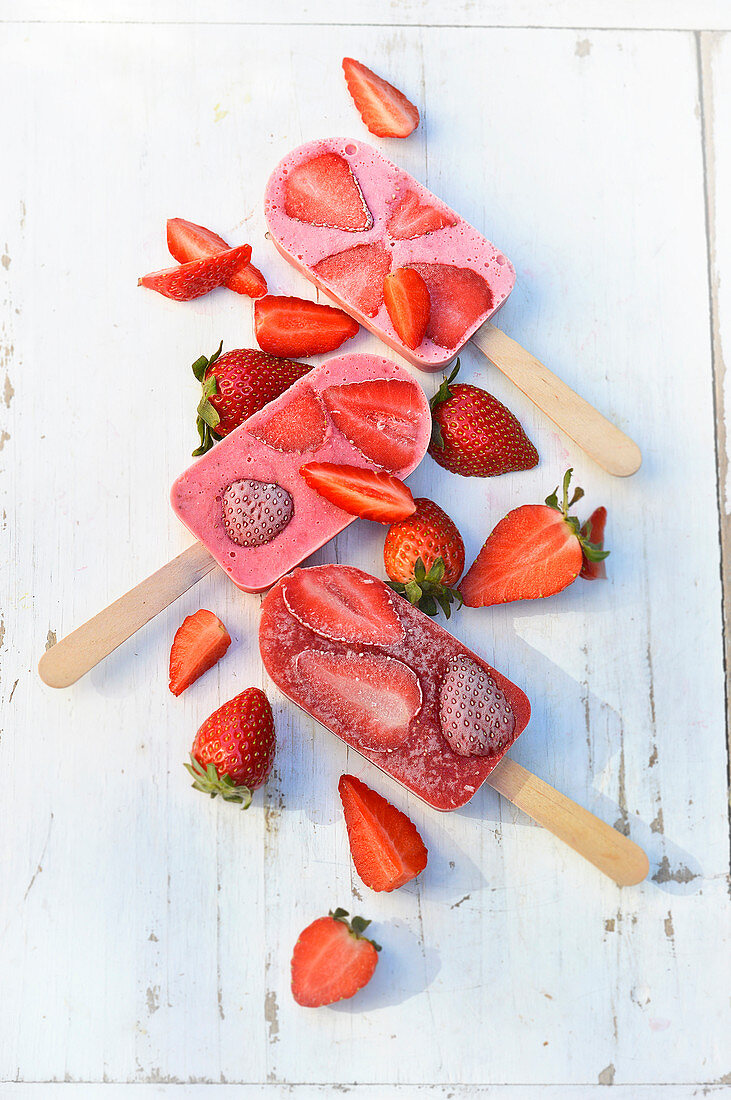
left=192, top=343, right=311, bottom=455
left=184, top=687, right=275, bottom=808
left=384, top=497, right=465, bottom=618
left=428, top=361, right=539, bottom=477
left=460, top=469, right=609, bottom=608
left=291, top=908, right=380, bottom=1007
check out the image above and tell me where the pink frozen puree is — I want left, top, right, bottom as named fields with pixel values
left=259, top=565, right=531, bottom=811
left=170, top=354, right=431, bottom=593
left=264, top=137, right=516, bottom=372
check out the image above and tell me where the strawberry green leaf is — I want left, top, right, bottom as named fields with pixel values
left=183, top=754, right=252, bottom=808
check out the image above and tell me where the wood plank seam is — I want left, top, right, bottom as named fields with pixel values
left=697, top=30, right=731, bottom=860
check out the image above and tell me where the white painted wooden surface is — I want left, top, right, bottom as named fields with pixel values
left=1, top=3, right=730, bottom=1095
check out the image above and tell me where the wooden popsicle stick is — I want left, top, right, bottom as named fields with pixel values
left=487, top=756, right=649, bottom=886
left=38, top=542, right=218, bottom=689
left=471, top=322, right=642, bottom=478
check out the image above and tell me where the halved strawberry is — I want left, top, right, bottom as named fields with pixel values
left=283, top=152, right=373, bottom=231
left=409, top=262, right=493, bottom=349
left=387, top=189, right=458, bottom=240
left=282, top=564, right=403, bottom=645
left=167, top=217, right=268, bottom=298
left=248, top=386, right=327, bottom=453
left=313, top=242, right=391, bottom=317
left=580, top=507, right=608, bottom=580
left=459, top=469, right=609, bottom=607
left=338, top=774, right=428, bottom=892
left=291, top=909, right=380, bottom=1007
left=321, top=378, right=424, bottom=471
left=383, top=267, right=430, bottom=350
left=342, top=57, right=420, bottom=138
left=295, top=649, right=421, bottom=751
left=138, top=245, right=252, bottom=301
left=169, top=609, right=231, bottom=696
left=299, top=462, right=416, bottom=523
left=438, top=655, right=515, bottom=756
left=254, top=295, right=359, bottom=357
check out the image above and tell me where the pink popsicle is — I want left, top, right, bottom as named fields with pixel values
left=265, top=137, right=515, bottom=372
left=170, top=354, right=431, bottom=593
left=259, top=564, right=531, bottom=811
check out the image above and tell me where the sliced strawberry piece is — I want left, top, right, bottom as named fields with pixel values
left=313, top=242, right=391, bottom=317
left=283, top=152, right=373, bottom=231
left=282, top=564, right=403, bottom=646
left=299, top=462, right=415, bottom=523
left=138, top=245, right=252, bottom=301
left=248, top=387, right=327, bottom=453
left=166, top=217, right=268, bottom=298
left=295, top=649, right=421, bottom=751
left=169, top=609, right=231, bottom=697
left=338, top=774, right=428, bottom=892
left=342, top=57, right=419, bottom=138
left=387, top=189, right=458, bottom=240
left=460, top=504, right=582, bottom=607
left=321, top=378, right=424, bottom=471
left=383, top=267, right=430, bottom=350
left=580, top=506, right=608, bottom=580
left=291, top=910, right=380, bottom=1007
left=409, top=263, right=493, bottom=349
left=438, top=655, right=515, bottom=756
left=222, top=478, right=294, bottom=547
left=254, top=295, right=359, bottom=357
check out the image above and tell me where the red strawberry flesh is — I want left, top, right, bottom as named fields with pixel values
left=254, top=295, right=359, bottom=357
left=282, top=564, right=403, bottom=645
left=291, top=914, right=379, bottom=1007
left=321, top=378, right=425, bottom=471
left=460, top=504, right=583, bottom=607
left=167, top=217, right=268, bottom=298
left=299, top=462, right=416, bottom=523
left=383, top=267, right=431, bottom=350
left=313, top=241, right=391, bottom=318
left=342, top=57, right=420, bottom=139
left=410, top=263, right=493, bottom=349
left=248, top=386, right=327, bottom=453
left=580, top=507, right=608, bottom=580
left=294, top=649, right=422, bottom=751
left=438, top=655, right=516, bottom=756
left=139, top=245, right=252, bottom=301
left=387, top=189, right=458, bottom=240
left=338, top=774, right=428, bottom=891
left=283, top=152, right=373, bottom=231
left=168, top=609, right=231, bottom=697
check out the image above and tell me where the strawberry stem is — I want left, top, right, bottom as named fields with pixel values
left=184, top=754, right=253, bottom=808
left=192, top=342, right=225, bottom=456
left=387, top=555, right=464, bottom=619
left=545, top=469, right=610, bottom=562
left=329, top=909, right=381, bottom=951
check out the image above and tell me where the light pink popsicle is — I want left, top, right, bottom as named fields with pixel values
left=264, top=137, right=516, bottom=372
left=170, top=354, right=431, bottom=593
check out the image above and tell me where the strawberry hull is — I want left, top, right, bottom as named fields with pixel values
left=265, top=138, right=516, bottom=372
left=259, top=565, right=530, bottom=811
left=171, top=355, right=431, bottom=593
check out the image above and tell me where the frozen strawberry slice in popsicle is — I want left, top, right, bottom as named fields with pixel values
left=259, top=564, right=530, bottom=810
left=265, top=137, right=515, bottom=371
left=171, top=355, right=430, bottom=593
